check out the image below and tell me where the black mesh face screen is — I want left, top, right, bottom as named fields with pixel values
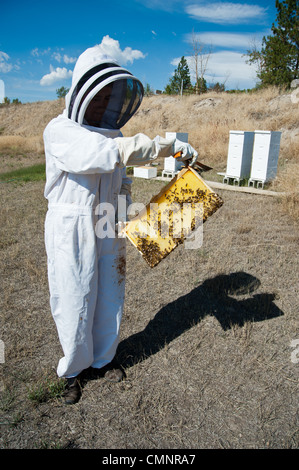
left=75, top=70, right=129, bottom=123
left=98, top=79, right=143, bottom=129
left=115, top=80, right=143, bottom=128
left=68, top=61, right=144, bottom=128
left=82, top=78, right=143, bottom=129
left=67, top=63, right=120, bottom=119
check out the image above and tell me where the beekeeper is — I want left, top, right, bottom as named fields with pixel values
left=43, top=45, right=198, bottom=404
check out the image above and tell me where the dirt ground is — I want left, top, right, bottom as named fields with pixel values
left=0, top=160, right=298, bottom=450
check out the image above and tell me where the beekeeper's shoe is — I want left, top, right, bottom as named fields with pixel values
left=63, top=377, right=81, bottom=405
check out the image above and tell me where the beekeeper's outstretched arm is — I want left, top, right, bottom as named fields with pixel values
left=115, top=134, right=198, bottom=167
left=44, top=115, right=198, bottom=174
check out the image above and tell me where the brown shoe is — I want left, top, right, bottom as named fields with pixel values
left=63, top=377, right=81, bottom=405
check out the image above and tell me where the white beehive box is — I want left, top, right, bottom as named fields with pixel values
left=224, top=131, right=255, bottom=181
left=164, top=132, right=188, bottom=172
left=249, top=131, right=281, bottom=184
left=164, top=157, right=183, bottom=172
left=133, top=166, right=157, bottom=179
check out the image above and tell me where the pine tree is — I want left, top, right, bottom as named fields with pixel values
left=246, top=0, right=299, bottom=88
left=56, top=86, right=69, bottom=98
left=165, top=56, right=192, bottom=94
left=196, top=77, right=208, bottom=94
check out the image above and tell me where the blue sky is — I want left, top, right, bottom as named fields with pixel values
left=0, top=0, right=277, bottom=103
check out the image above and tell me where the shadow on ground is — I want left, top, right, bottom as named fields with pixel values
left=116, top=271, right=283, bottom=368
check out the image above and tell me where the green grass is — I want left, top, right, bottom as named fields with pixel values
left=27, top=377, right=65, bottom=404
left=0, top=163, right=46, bottom=183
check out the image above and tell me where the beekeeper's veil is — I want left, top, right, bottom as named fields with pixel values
left=65, top=46, right=144, bottom=129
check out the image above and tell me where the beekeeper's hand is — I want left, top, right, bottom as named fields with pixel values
left=115, top=134, right=175, bottom=167
left=173, top=139, right=198, bottom=167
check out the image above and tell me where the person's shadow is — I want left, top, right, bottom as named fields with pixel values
left=116, top=271, right=283, bottom=368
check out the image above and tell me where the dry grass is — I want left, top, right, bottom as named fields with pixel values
left=0, top=89, right=298, bottom=449
left=125, top=88, right=299, bottom=223
left=275, top=162, right=299, bottom=221
left=0, top=136, right=44, bottom=154
left=1, top=87, right=298, bottom=169
left=0, top=177, right=298, bottom=449
left=123, top=87, right=299, bottom=169
left=124, top=88, right=299, bottom=222
left=0, top=99, right=64, bottom=137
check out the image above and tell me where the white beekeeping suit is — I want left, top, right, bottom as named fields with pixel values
left=44, top=45, right=198, bottom=379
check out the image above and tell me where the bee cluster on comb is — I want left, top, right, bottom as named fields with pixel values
left=125, top=167, right=223, bottom=267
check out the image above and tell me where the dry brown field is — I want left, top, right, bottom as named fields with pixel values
left=0, top=89, right=298, bottom=449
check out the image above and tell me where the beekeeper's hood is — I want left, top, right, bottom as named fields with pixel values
left=65, top=46, right=144, bottom=129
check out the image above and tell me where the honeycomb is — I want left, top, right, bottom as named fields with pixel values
left=124, top=167, right=223, bottom=267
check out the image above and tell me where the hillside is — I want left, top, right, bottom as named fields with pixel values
left=0, top=88, right=298, bottom=167
left=0, top=87, right=298, bottom=218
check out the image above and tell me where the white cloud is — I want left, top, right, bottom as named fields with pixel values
left=52, top=52, right=77, bottom=64
left=63, top=54, right=77, bottom=64
left=31, top=47, right=51, bottom=57
left=207, top=50, right=257, bottom=85
left=135, top=0, right=182, bottom=11
left=31, top=48, right=40, bottom=57
left=171, top=50, right=258, bottom=89
left=186, top=32, right=264, bottom=50
left=186, top=2, right=267, bottom=24
left=97, top=35, right=146, bottom=65
left=52, top=52, right=62, bottom=62
left=40, top=65, right=73, bottom=86
left=0, top=51, right=13, bottom=73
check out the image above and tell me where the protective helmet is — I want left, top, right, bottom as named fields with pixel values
left=65, top=46, right=144, bottom=129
